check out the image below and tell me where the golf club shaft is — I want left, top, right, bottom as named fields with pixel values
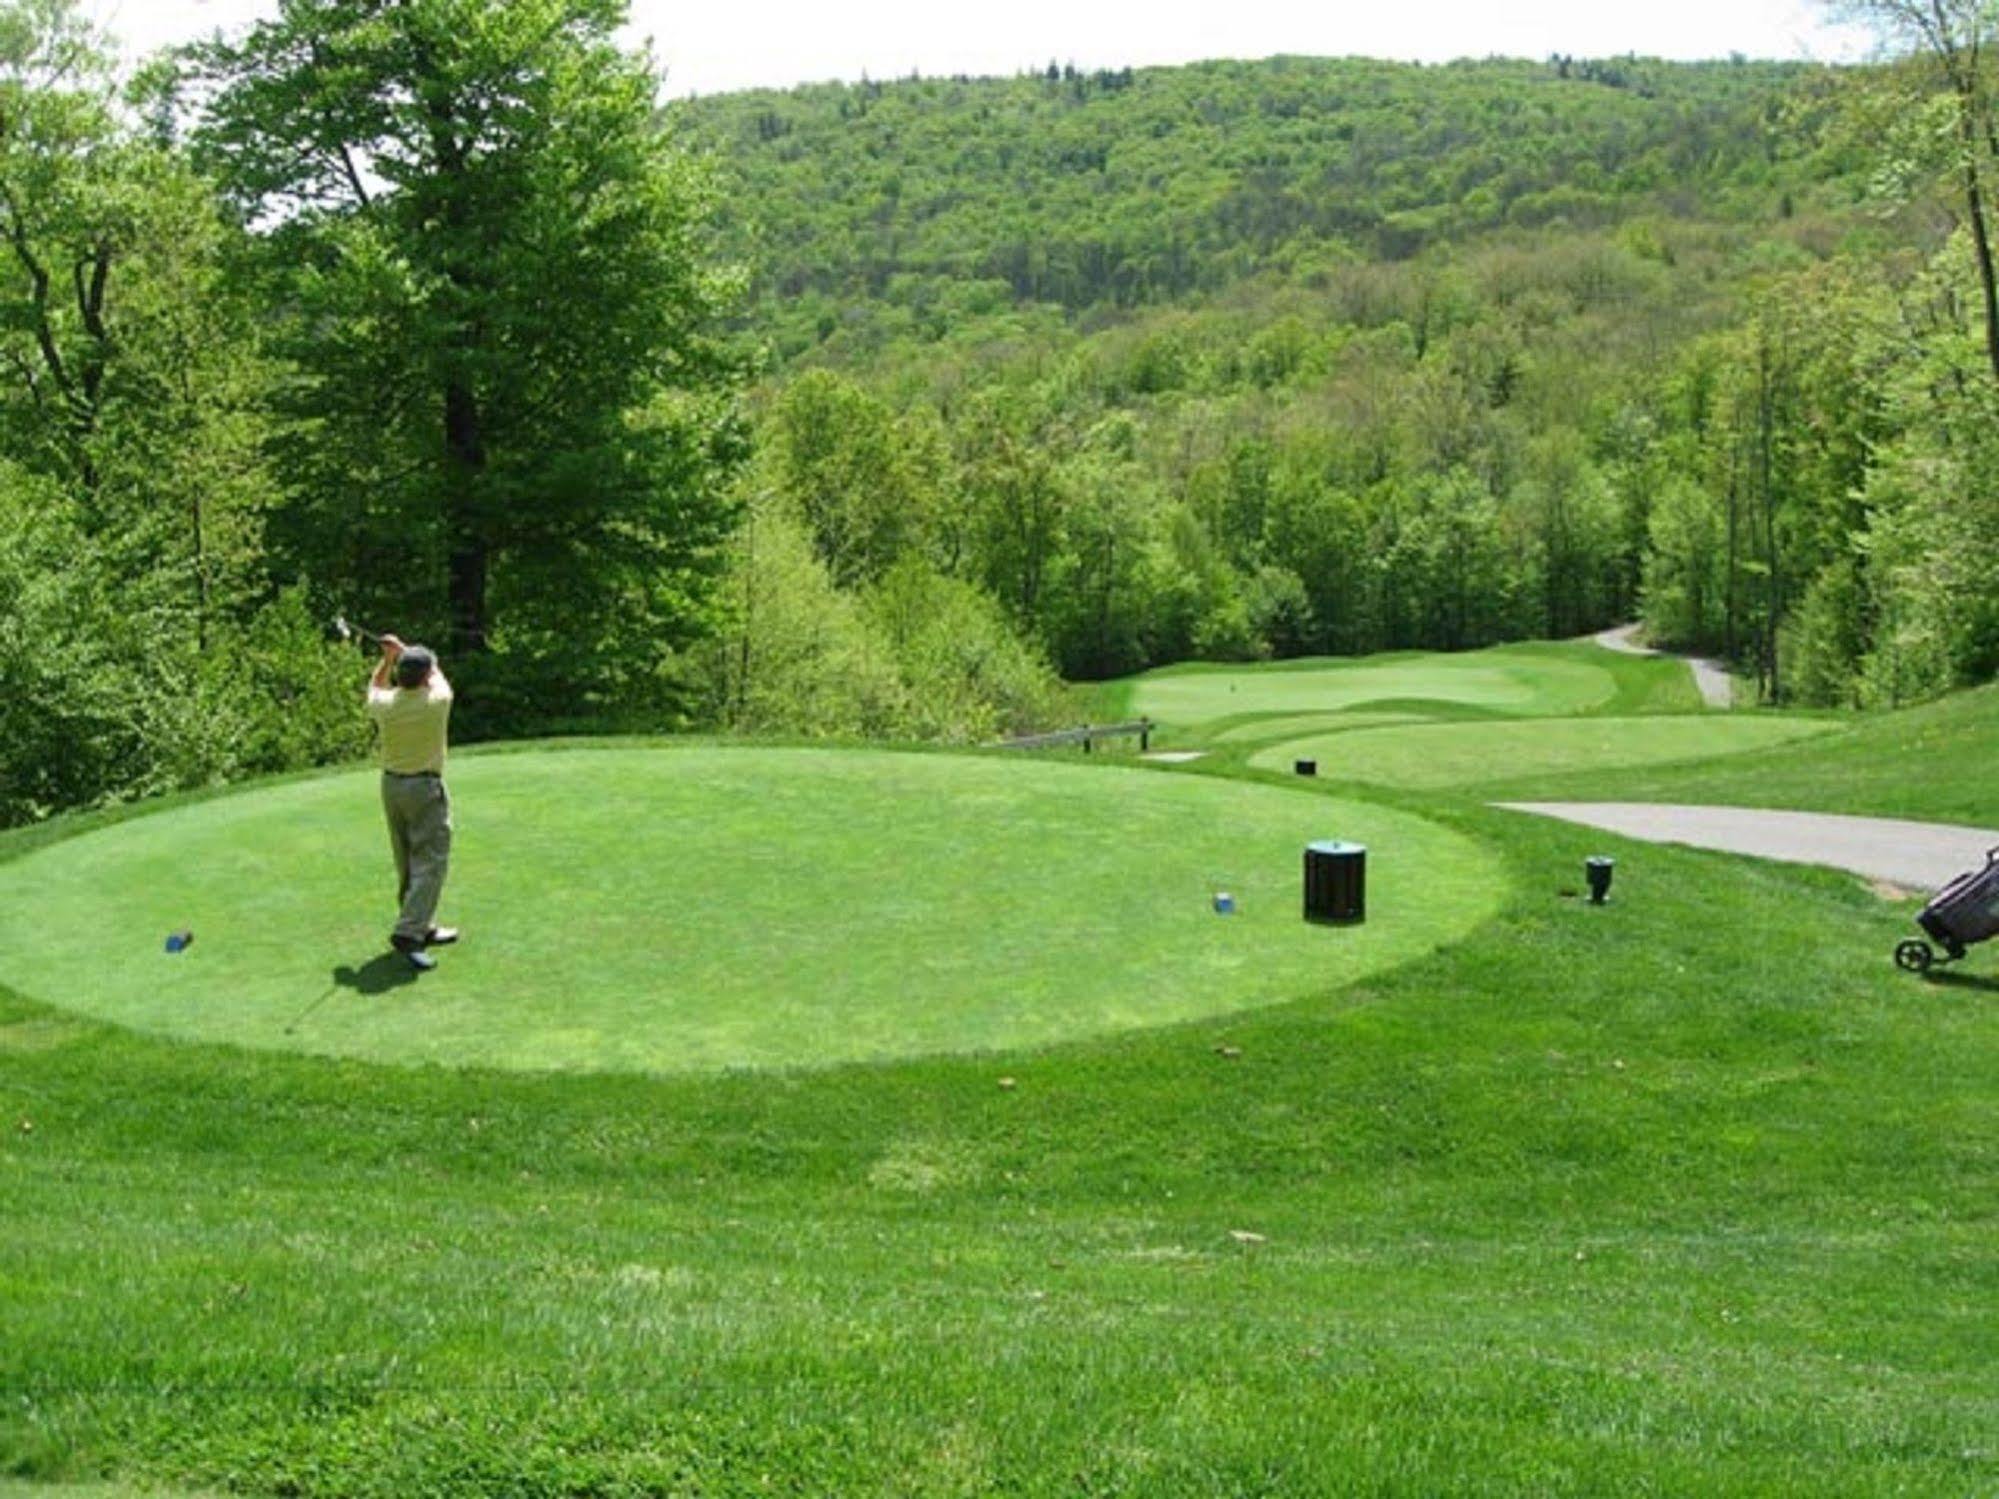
left=283, top=981, right=340, bottom=1034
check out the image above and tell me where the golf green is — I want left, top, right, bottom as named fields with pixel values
left=1250, top=714, right=1839, bottom=789
left=0, top=747, right=1503, bottom=1074
left=1125, top=646, right=1621, bottom=727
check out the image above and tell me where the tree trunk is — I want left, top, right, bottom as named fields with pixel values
left=444, top=378, right=488, bottom=656
left=0, top=178, right=104, bottom=499
left=1952, top=75, right=1999, bottom=383
left=191, top=490, right=209, bottom=653
left=1723, top=450, right=1740, bottom=664
left=1757, top=338, right=1781, bottom=703
left=735, top=502, right=755, bottom=727
left=1095, top=529, right=1115, bottom=677
left=424, top=73, right=489, bottom=658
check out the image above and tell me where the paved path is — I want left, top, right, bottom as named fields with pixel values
left=1594, top=624, right=1733, bottom=709
left=1498, top=802, right=1999, bottom=891
left=1593, top=623, right=1653, bottom=655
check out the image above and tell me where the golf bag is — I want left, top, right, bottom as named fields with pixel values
left=1897, top=847, right=1999, bottom=973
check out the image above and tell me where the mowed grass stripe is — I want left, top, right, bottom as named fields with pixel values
left=1211, top=710, right=1433, bottom=745
left=1250, top=715, right=1839, bottom=789
left=1130, top=650, right=1617, bottom=725
left=1118, top=640, right=1699, bottom=730
left=0, top=747, right=1502, bottom=1073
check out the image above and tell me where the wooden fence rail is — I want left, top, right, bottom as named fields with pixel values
left=996, top=719, right=1154, bottom=753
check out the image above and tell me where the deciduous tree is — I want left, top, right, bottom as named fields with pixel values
left=190, top=0, right=746, bottom=708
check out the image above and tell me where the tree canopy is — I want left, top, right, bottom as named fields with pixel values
left=189, top=0, right=747, bottom=718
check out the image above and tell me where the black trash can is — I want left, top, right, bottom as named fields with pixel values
left=1585, top=856, right=1615, bottom=905
left=1295, top=759, right=1317, bottom=777
left=1304, top=840, right=1366, bottom=925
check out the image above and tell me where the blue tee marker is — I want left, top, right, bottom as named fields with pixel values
left=164, top=929, right=194, bottom=954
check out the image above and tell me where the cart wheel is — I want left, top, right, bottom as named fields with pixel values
left=1894, top=939, right=1935, bottom=975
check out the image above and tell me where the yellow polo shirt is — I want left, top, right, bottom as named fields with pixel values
left=366, top=672, right=453, bottom=775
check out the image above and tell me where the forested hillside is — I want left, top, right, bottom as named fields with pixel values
left=691, top=56, right=1843, bottom=355
left=677, top=50, right=1997, bottom=713
left=6, top=0, right=1999, bottom=822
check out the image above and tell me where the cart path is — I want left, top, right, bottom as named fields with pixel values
left=1497, top=802, right=1999, bottom=891
left=1594, top=624, right=1734, bottom=709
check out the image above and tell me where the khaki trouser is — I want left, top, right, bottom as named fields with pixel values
left=381, top=772, right=452, bottom=943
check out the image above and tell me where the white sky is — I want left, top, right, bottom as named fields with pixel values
left=93, top=0, right=1871, bottom=98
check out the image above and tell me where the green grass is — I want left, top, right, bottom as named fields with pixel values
left=1249, top=714, right=1838, bottom=790
left=0, top=748, right=1496, bottom=1073
left=3, top=653, right=1995, bottom=1497
left=1110, top=640, right=1699, bottom=730
left=3, top=805, right=1992, bottom=1496
left=1210, top=710, right=1433, bottom=745
left=1491, top=680, right=1999, bottom=826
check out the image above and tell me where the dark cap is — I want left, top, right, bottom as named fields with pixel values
left=394, top=646, right=436, bottom=688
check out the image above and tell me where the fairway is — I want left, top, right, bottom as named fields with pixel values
left=1250, top=714, right=1838, bottom=789
left=1123, top=645, right=1625, bottom=727
left=0, top=747, right=1502, bottom=1073
left=1211, top=710, right=1432, bottom=744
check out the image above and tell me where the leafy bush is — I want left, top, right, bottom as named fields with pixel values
left=701, top=500, right=912, bottom=738
left=1781, top=561, right=1867, bottom=708
left=0, top=473, right=146, bottom=824
left=701, top=502, right=1067, bottom=741
left=0, top=469, right=366, bottom=826
left=863, top=558, right=1067, bottom=740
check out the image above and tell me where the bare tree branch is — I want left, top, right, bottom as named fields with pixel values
left=0, top=174, right=75, bottom=403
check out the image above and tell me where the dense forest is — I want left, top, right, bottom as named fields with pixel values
left=680, top=50, right=1981, bottom=706
left=3, top=0, right=1997, bottom=825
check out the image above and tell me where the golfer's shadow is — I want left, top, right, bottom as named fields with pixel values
left=332, top=951, right=422, bottom=995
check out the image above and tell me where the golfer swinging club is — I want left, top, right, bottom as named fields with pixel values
left=366, top=633, right=459, bottom=971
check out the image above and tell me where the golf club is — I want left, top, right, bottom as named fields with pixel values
left=282, top=979, right=340, bottom=1035
left=334, top=614, right=383, bottom=649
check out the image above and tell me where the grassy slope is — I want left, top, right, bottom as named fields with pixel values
left=1246, top=714, right=1836, bottom=788
left=3, top=726, right=1995, bottom=1494
left=1490, top=680, right=1999, bottom=826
